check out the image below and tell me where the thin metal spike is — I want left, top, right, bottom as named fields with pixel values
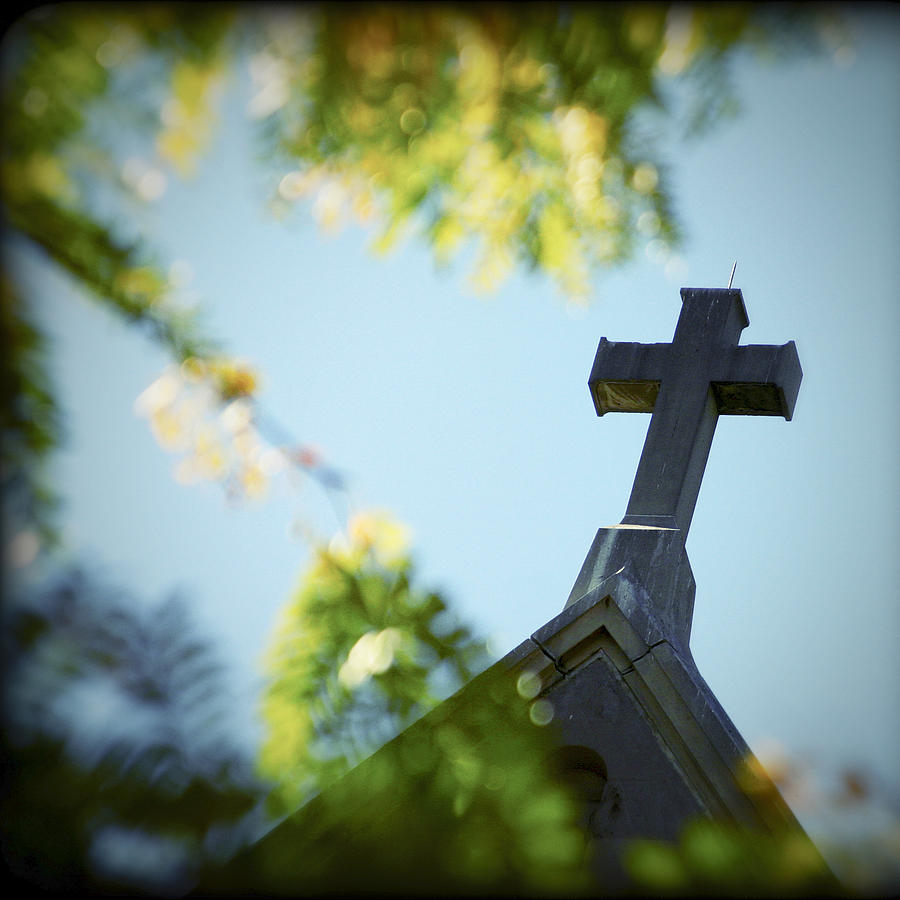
left=727, top=261, right=737, bottom=289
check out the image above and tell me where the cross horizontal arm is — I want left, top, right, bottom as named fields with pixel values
left=589, top=339, right=669, bottom=415
left=711, top=342, right=802, bottom=420
left=589, top=339, right=802, bottom=420
left=585, top=289, right=802, bottom=538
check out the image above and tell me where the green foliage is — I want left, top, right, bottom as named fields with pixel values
left=1, top=4, right=229, bottom=355
left=1, top=567, right=264, bottom=893
left=624, top=818, right=838, bottom=897
left=0, top=277, right=62, bottom=546
left=259, top=510, right=492, bottom=812
left=260, top=4, right=819, bottom=300
left=1, top=5, right=235, bottom=551
left=226, top=672, right=591, bottom=896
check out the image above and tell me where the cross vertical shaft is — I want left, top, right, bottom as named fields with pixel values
left=622, top=289, right=749, bottom=534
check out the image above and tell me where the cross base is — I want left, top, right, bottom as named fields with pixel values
left=565, top=525, right=696, bottom=654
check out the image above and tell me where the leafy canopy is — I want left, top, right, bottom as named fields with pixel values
left=260, top=4, right=816, bottom=300
left=259, top=509, right=491, bottom=812
left=1, top=567, right=262, bottom=893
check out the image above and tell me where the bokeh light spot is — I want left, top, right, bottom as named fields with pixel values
left=517, top=670, right=542, bottom=700
left=399, top=107, right=426, bottom=135
left=632, top=163, right=658, bottom=194
left=529, top=699, right=554, bottom=726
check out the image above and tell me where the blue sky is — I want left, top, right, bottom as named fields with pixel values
left=14, top=8, right=900, bottom=840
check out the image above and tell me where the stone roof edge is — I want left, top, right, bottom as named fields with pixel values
left=520, top=571, right=805, bottom=834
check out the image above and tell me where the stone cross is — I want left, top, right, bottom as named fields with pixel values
left=590, top=287, right=802, bottom=537
left=565, top=288, right=802, bottom=653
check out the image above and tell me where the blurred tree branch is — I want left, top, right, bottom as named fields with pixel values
left=1, top=565, right=265, bottom=893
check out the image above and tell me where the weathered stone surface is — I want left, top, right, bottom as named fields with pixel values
left=531, top=578, right=787, bottom=826
left=541, top=648, right=707, bottom=888
left=564, top=529, right=695, bottom=653
left=522, top=572, right=807, bottom=886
